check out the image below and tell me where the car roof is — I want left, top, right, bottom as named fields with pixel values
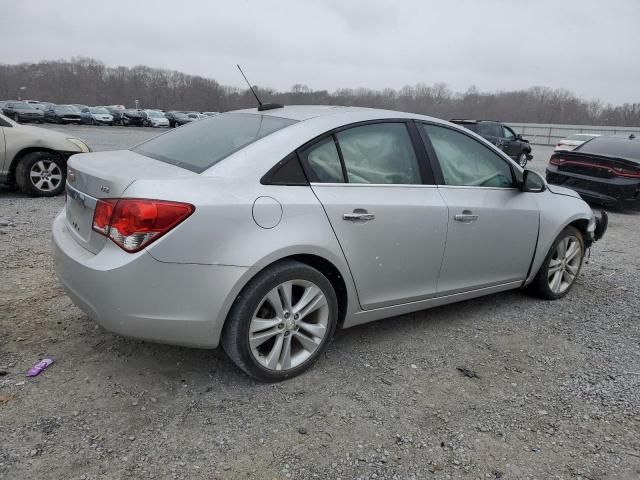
left=449, top=119, right=501, bottom=124
left=230, top=104, right=447, bottom=124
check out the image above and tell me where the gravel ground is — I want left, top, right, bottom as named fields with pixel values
left=1, top=125, right=639, bottom=479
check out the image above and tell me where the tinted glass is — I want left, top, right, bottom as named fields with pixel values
left=13, top=102, right=35, bottom=110
left=456, top=123, right=478, bottom=133
left=54, top=106, right=76, bottom=113
left=576, top=136, right=640, bottom=161
left=90, top=107, right=109, bottom=114
left=134, top=113, right=297, bottom=173
left=422, top=124, right=513, bottom=188
left=503, top=126, right=516, bottom=140
left=477, top=122, right=496, bottom=136
left=336, top=123, right=421, bottom=184
left=300, top=137, right=344, bottom=183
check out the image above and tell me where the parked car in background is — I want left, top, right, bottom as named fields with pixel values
left=103, top=106, right=127, bottom=126
left=203, top=111, right=220, bottom=117
left=80, top=107, right=114, bottom=125
left=45, top=105, right=83, bottom=124
left=450, top=119, right=533, bottom=167
left=141, top=109, right=170, bottom=127
left=52, top=105, right=606, bottom=381
left=0, top=112, right=90, bottom=196
left=554, top=133, right=601, bottom=152
left=164, top=111, right=193, bottom=128
left=71, top=104, right=89, bottom=113
left=32, top=102, right=54, bottom=112
left=187, top=112, right=208, bottom=121
left=121, top=109, right=145, bottom=126
left=2, top=101, right=45, bottom=123
left=547, top=134, right=640, bottom=210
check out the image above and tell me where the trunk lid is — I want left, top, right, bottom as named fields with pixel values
left=65, top=150, right=197, bottom=253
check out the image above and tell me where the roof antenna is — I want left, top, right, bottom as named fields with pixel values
left=236, top=64, right=284, bottom=112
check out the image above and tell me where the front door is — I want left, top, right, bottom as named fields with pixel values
left=300, top=122, right=449, bottom=310
left=420, top=123, right=539, bottom=294
left=501, top=125, right=521, bottom=159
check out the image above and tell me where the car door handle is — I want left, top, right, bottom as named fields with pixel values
left=454, top=211, right=479, bottom=222
left=343, top=211, right=375, bottom=222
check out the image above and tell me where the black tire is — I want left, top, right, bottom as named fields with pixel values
left=528, top=226, right=585, bottom=300
left=15, top=151, right=66, bottom=197
left=517, top=151, right=528, bottom=168
left=221, top=260, right=339, bottom=382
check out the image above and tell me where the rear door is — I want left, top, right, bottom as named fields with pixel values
left=302, top=121, right=449, bottom=310
left=419, top=123, right=539, bottom=294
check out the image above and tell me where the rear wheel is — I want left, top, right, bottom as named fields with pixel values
left=529, top=226, right=585, bottom=299
left=15, top=151, right=66, bottom=197
left=221, top=260, right=338, bottom=382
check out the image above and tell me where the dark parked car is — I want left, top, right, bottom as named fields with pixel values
left=450, top=119, right=533, bottom=167
left=120, top=109, right=145, bottom=126
left=164, top=111, right=193, bottom=128
left=32, top=102, right=54, bottom=112
left=45, top=105, right=82, bottom=124
left=104, top=107, right=127, bottom=126
left=2, top=101, right=45, bottom=123
left=546, top=135, right=640, bottom=210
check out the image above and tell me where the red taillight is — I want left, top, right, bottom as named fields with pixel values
left=549, top=157, right=566, bottom=165
left=92, top=198, right=194, bottom=252
left=611, top=166, right=640, bottom=178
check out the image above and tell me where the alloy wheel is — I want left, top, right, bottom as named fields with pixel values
left=547, top=235, right=582, bottom=294
left=518, top=152, right=528, bottom=167
left=29, top=159, right=63, bottom=192
left=249, top=280, right=329, bottom=371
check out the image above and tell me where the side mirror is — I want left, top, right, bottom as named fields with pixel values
left=520, top=169, right=547, bottom=193
left=515, top=134, right=523, bottom=140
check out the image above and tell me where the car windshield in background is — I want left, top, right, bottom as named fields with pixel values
left=576, top=136, right=640, bottom=161
left=173, top=113, right=189, bottom=119
left=55, top=106, right=76, bottom=113
left=460, top=123, right=478, bottom=133
left=133, top=113, right=297, bottom=173
left=90, top=107, right=109, bottom=114
left=12, top=102, right=36, bottom=110
left=146, top=110, right=163, bottom=118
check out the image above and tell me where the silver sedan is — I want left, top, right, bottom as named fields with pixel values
left=53, top=105, right=607, bottom=381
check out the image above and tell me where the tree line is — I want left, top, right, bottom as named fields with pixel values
left=0, top=57, right=638, bottom=126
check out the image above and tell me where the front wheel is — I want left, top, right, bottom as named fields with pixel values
left=529, top=226, right=585, bottom=300
left=221, top=260, right=338, bottom=382
left=517, top=152, right=528, bottom=168
left=15, top=151, right=66, bottom=197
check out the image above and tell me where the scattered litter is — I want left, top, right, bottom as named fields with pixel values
left=456, top=367, right=480, bottom=379
left=410, top=364, right=417, bottom=369
left=15, top=381, right=25, bottom=386
left=298, top=427, right=308, bottom=435
left=380, top=377, right=392, bottom=386
left=0, top=394, right=15, bottom=405
left=623, top=371, right=640, bottom=375
left=0, top=370, right=8, bottom=376
left=26, top=358, right=54, bottom=377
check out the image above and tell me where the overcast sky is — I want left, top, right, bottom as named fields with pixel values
left=3, top=0, right=639, bottom=104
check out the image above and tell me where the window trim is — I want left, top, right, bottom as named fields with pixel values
left=260, top=152, right=309, bottom=186
left=503, top=125, right=517, bottom=141
left=295, top=119, right=436, bottom=186
left=417, top=121, right=518, bottom=189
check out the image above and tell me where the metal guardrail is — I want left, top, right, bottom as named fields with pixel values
left=507, top=123, right=640, bottom=146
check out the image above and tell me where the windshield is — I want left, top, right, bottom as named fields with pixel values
left=146, top=110, right=164, bottom=118
left=12, top=102, right=35, bottom=110
left=576, top=136, right=640, bottom=162
left=55, top=106, right=76, bottom=113
left=133, top=113, right=297, bottom=173
left=90, top=107, right=109, bottom=114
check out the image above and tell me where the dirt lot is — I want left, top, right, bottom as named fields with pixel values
left=1, top=125, right=639, bottom=479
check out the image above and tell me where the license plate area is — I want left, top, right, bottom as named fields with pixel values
left=66, top=184, right=97, bottom=242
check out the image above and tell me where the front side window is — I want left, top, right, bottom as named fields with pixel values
left=335, top=123, right=422, bottom=184
left=134, top=113, right=297, bottom=173
left=503, top=126, right=516, bottom=141
left=422, top=124, right=514, bottom=188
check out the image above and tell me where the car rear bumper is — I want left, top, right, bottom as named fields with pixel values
left=546, top=167, right=640, bottom=210
left=52, top=211, right=249, bottom=348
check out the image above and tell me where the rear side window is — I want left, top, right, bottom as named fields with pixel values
left=300, top=137, right=345, bottom=183
left=133, top=113, right=297, bottom=173
left=336, top=123, right=421, bottom=184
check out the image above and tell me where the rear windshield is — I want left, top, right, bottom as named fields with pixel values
left=567, top=134, right=596, bottom=141
left=576, top=136, right=640, bottom=162
left=133, top=112, right=297, bottom=173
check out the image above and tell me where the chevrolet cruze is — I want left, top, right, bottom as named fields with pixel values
left=53, top=105, right=607, bottom=381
